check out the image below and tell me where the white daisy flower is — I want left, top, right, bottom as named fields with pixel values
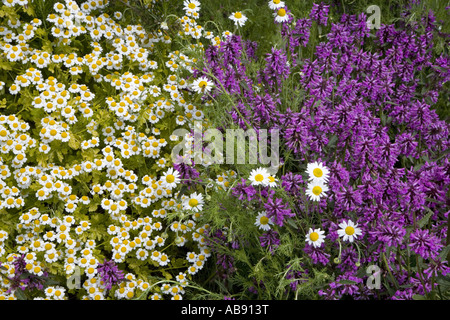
left=268, top=0, right=285, bottom=10
left=306, top=161, right=330, bottom=183
left=183, top=0, right=201, bottom=13
left=254, top=211, right=273, bottom=231
left=274, top=7, right=290, bottom=23
left=337, top=220, right=363, bottom=243
left=191, top=76, right=213, bottom=94
left=136, top=248, right=148, bottom=261
left=305, top=228, right=326, bottom=248
left=229, top=12, right=248, bottom=27
left=305, top=180, right=329, bottom=201
left=248, top=167, right=270, bottom=187
left=183, top=192, right=204, bottom=212
left=268, top=175, right=278, bottom=187
left=161, top=167, right=180, bottom=189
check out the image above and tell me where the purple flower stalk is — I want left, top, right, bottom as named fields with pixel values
left=97, top=259, right=125, bottom=290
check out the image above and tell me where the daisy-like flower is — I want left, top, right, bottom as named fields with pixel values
left=183, top=0, right=201, bottom=13
left=229, top=11, right=248, bottom=27
left=161, top=167, right=181, bottom=189
left=306, top=161, right=330, bottom=183
left=305, top=180, right=329, bottom=201
left=267, top=175, right=278, bottom=187
left=191, top=76, right=213, bottom=94
left=248, top=167, right=270, bottom=186
left=337, top=220, right=363, bottom=243
left=274, top=7, right=290, bottom=23
left=305, top=228, right=326, bottom=248
left=254, top=211, right=273, bottom=231
left=268, top=0, right=285, bottom=10
left=183, top=192, right=204, bottom=212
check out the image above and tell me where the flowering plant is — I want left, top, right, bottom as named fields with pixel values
left=192, top=1, right=450, bottom=300
left=0, top=0, right=231, bottom=300
left=0, top=0, right=449, bottom=302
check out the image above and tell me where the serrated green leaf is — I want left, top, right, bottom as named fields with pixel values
left=327, top=135, right=338, bottom=148
left=24, top=4, right=35, bottom=16
left=68, top=133, right=80, bottom=150
left=15, top=290, right=28, bottom=300
left=418, top=208, right=434, bottom=228
left=439, top=244, right=450, bottom=260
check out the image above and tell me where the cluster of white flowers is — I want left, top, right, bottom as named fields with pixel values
left=304, top=162, right=363, bottom=248
left=0, top=0, right=233, bottom=300
left=305, top=161, right=330, bottom=201
left=248, top=167, right=277, bottom=188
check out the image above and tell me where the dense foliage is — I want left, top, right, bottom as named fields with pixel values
left=0, top=0, right=449, bottom=300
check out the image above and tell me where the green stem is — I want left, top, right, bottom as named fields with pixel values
left=382, top=251, right=399, bottom=290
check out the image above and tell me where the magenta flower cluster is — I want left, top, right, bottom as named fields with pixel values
left=199, top=2, right=450, bottom=300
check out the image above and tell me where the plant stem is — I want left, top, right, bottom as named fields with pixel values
left=382, top=251, right=399, bottom=290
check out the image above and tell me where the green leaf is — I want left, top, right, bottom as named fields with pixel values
left=14, top=289, right=28, bottom=300
left=43, top=276, right=62, bottom=287
left=0, top=59, right=12, bottom=71
left=56, top=150, right=65, bottom=162
left=68, top=133, right=80, bottom=150
left=327, top=135, right=338, bottom=149
left=439, top=244, right=450, bottom=260
left=412, top=294, right=426, bottom=300
left=162, top=271, right=173, bottom=280
left=23, top=4, right=35, bottom=16
left=418, top=208, right=434, bottom=228
left=285, top=218, right=297, bottom=229
left=88, top=203, right=98, bottom=212
left=425, top=197, right=442, bottom=204
left=356, top=266, right=368, bottom=279
left=338, top=280, right=357, bottom=285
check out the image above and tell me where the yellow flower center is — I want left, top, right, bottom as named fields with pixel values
left=312, top=186, right=322, bottom=196
left=260, top=216, right=269, bottom=225
left=188, top=198, right=198, bottom=207
left=234, top=12, right=242, bottom=19
left=278, top=8, right=286, bottom=17
left=198, top=81, right=207, bottom=88
left=309, top=232, right=319, bottom=242
left=274, top=0, right=281, bottom=3
left=255, top=174, right=264, bottom=182
left=313, top=168, right=323, bottom=178
left=345, top=226, right=355, bottom=235
left=188, top=3, right=196, bottom=9
left=166, top=174, right=175, bottom=183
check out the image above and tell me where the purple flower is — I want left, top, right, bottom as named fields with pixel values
left=391, top=288, right=415, bottom=300
left=318, top=273, right=363, bottom=300
left=285, top=18, right=312, bottom=54
left=371, top=221, right=407, bottom=248
left=251, top=93, right=278, bottom=126
left=409, top=229, right=443, bottom=260
left=303, top=244, right=330, bottom=265
left=173, top=157, right=200, bottom=187
left=310, top=2, right=330, bottom=26
left=259, top=230, right=280, bottom=254
left=231, top=178, right=257, bottom=202
left=7, top=254, right=48, bottom=295
left=424, top=259, right=450, bottom=278
left=286, top=266, right=309, bottom=292
left=258, top=47, right=290, bottom=92
left=97, top=259, right=125, bottom=290
left=263, top=197, right=294, bottom=227
left=281, top=172, right=304, bottom=195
